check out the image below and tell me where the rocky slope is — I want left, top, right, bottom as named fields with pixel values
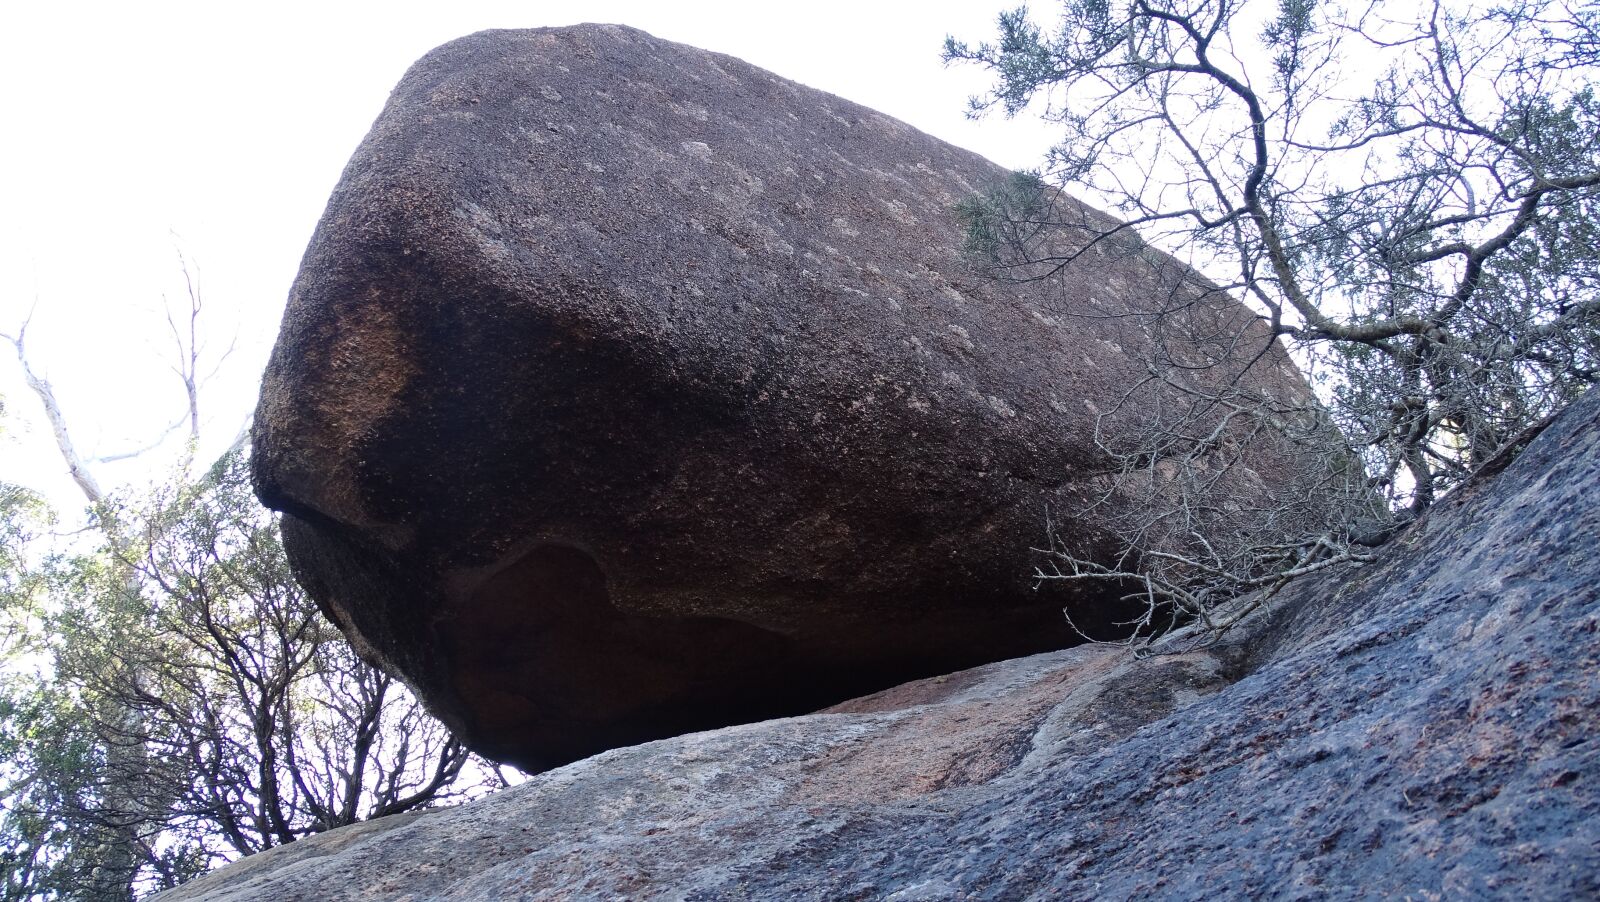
left=177, top=388, right=1599, bottom=899
left=251, top=23, right=1311, bottom=770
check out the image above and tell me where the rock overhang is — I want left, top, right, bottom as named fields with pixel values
left=252, top=23, right=1313, bottom=770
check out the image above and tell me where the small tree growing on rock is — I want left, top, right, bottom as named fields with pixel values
left=946, top=0, right=1600, bottom=644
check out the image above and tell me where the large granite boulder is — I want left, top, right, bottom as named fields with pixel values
left=176, top=388, right=1598, bottom=900
left=252, top=24, right=1310, bottom=770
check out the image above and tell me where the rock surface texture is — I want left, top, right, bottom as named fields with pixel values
left=253, top=23, right=1310, bottom=770
left=186, top=389, right=1598, bottom=899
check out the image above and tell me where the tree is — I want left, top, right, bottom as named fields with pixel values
left=945, top=0, right=1600, bottom=642
left=0, top=264, right=500, bottom=898
left=41, top=450, right=482, bottom=887
left=0, top=475, right=85, bottom=901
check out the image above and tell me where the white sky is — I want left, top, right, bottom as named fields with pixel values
left=0, top=0, right=1057, bottom=518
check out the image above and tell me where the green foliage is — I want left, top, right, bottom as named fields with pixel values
left=0, top=484, right=120, bottom=901
left=0, top=484, right=47, bottom=653
left=954, top=169, right=1052, bottom=263
left=0, top=451, right=482, bottom=899
left=0, top=685, right=158, bottom=902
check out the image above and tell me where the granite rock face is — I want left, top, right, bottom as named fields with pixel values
left=178, top=388, right=1599, bottom=900
left=252, top=24, right=1311, bottom=770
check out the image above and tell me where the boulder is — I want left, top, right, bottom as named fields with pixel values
left=251, top=24, right=1311, bottom=770
left=175, top=388, right=1600, bottom=900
